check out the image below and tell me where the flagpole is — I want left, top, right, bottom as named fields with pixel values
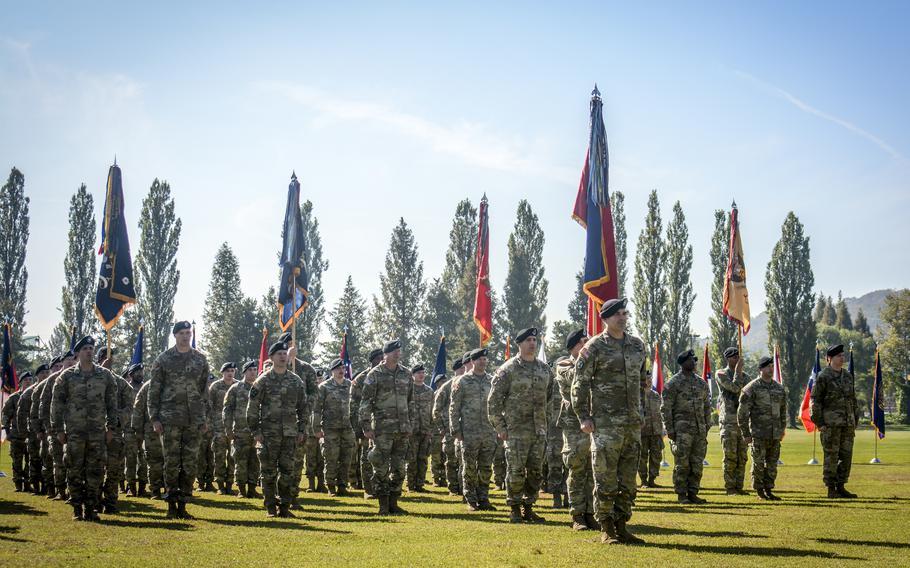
left=808, top=431, right=818, bottom=465
left=291, top=277, right=297, bottom=373
left=871, top=433, right=880, bottom=464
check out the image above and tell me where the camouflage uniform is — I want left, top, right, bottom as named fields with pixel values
left=208, top=378, right=236, bottom=489
left=350, top=368, right=374, bottom=496
left=738, top=377, right=786, bottom=492
left=810, top=366, right=860, bottom=489
left=17, top=384, right=42, bottom=490
left=101, top=376, right=134, bottom=510
left=223, top=380, right=259, bottom=489
left=50, top=365, right=117, bottom=512
left=450, top=371, right=497, bottom=505
left=492, top=437, right=506, bottom=488
left=148, top=347, right=210, bottom=504
left=293, top=361, right=319, bottom=499
left=433, top=377, right=461, bottom=494
left=429, top=424, right=445, bottom=486
left=488, top=356, right=552, bottom=507
left=555, top=357, right=594, bottom=517
left=359, top=363, right=415, bottom=498
left=313, top=377, right=354, bottom=490
left=196, top=377, right=216, bottom=489
left=407, top=382, right=434, bottom=491
left=638, top=388, right=664, bottom=485
left=36, top=374, right=66, bottom=494
left=572, top=333, right=647, bottom=524
left=247, top=368, right=309, bottom=511
left=544, top=377, right=566, bottom=496
left=132, top=381, right=164, bottom=494
left=124, top=378, right=147, bottom=487
left=661, top=370, right=712, bottom=498
left=2, top=390, right=28, bottom=488
left=715, top=364, right=749, bottom=491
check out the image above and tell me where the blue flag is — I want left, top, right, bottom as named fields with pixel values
left=431, top=335, right=447, bottom=390
left=277, top=172, right=309, bottom=331
left=872, top=351, right=885, bottom=439
left=1, top=324, right=18, bottom=393
left=340, top=328, right=353, bottom=381
left=95, top=163, right=137, bottom=330
left=191, top=321, right=196, bottom=350
left=69, top=326, right=78, bottom=351
left=131, top=325, right=144, bottom=366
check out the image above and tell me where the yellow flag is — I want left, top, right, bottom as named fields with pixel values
left=722, top=204, right=751, bottom=334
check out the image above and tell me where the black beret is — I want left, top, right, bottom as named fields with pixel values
left=515, top=328, right=538, bottom=343
left=461, top=352, right=472, bottom=364
left=220, top=362, right=237, bottom=372
left=268, top=341, right=288, bottom=356
left=452, top=358, right=464, bottom=371
left=826, top=344, right=844, bottom=357
left=73, top=336, right=95, bottom=352
left=723, top=347, right=739, bottom=358
left=19, top=371, right=32, bottom=381
left=599, top=297, right=627, bottom=319
left=328, top=358, right=344, bottom=371
left=63, top=350, right=75, bottom=359
left=434, top=373, right=447, bottom=384
left=676, top=349, right=696, bottom=365
left=50, top=355, right=64, bottom=366
left=469, top=349, right=488, bottom=361
left=758, top=355, right=773, bottom=369
left=173, top=321, right=192, bottom=334
left=383, top=340, right=402, bottom=354
left=279, top=332, right=292, bottom=344
left=411, top=364, right=426, bottom=373
left=35, top=363, right=50, bottom=374
left=566, top=329, right=587, bottom=351
left=126, top=363, right=143, bottom=376
left=368, top=348, right=384, bottom=363
left=96, top=346, right=112, bottom=361
left=241, top=360, right=257, bottom=372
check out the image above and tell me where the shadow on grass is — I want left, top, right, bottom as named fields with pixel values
left=101, top=518, right=194, bottom=530
left=0, top=500, right=49, bottom=516
left=815, top=537, right=910, bottom=550
left=0, top=524, right=29, bottom=543
left=191, top=497, right=261, bottom=511
left=204, top=518, right=351, bottom=532
left=642, top=542, right=862, bottom=560
left=634, top=525, right=768, bottom=539
left=116, top=500, right=162, bottom=513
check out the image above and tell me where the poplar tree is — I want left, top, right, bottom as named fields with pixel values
left=322, top=275, right=371, bottom=373
left=0, top=168, right=30, bottom=362
left=663, top=201, right=695, bottom=361
left=502, top=200, right=548, bottom=335
left=632, top=190, right=666, bottom=355
left=708, top=210, right=737, bottom=364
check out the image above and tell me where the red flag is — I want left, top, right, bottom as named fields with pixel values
left=800, top=348, right=820, bottom=432
left=722, top=203, right=751, bottom=334
left=651, top=344, right=664, bottom=394
left=773, top=345, right=783, bottom=385
left=473, top=195, right=492, bottom=346
left=504, top=336, right=511, bottom=360
left=257, top=327, right=268, bottom=374
left=701, top=343, right=712, bottom=384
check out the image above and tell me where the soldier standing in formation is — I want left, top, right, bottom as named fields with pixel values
left=714, top=347, right=749, bottom=495
left=350, top=348, right=383, bottom=499
left=131, top=375, right=164, bottom=499
left=2, top=372, right=34, bottom=492
left=810, top=343, right=860, bottom=499
left=313, top=358, right=354, bottom=496
left=19, top=364, right=49, bottom=494
left=123, top=364, right=148, bottom=497
left=738, top=355, right=786, bottom=500
left=223, top=360, right=260, bottom=498
left=36, top=351, right=74, bottom=501
left=407, top=364, right=434, bottom=493
left=433, top=356, right=464, bottom=497
left=545, top=358, right=567, bottom=509
left=209, top=362, right=237, bottom=495
left=101, top=354, right=134, bottom=514
left=638, top=373, right=663, bottom=489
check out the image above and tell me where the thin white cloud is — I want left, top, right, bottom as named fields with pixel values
left=735, top=69, right=905, bottom=162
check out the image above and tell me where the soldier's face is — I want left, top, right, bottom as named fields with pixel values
left=385, top=349, right=401, bottom=366
left=63, top=357, right=75, bottom=368
left=760, top=365, right=773, bottom=380
left=37, top=370, right=49, bottom=381
left=681, top=357, right=697, bottom=372
left=50, top=364, right=62, bottom=373
left=519, top=337, right=537, bottom=357
left=569, top=339, right=587, bottom=358
left=413, top=370, right=426, bottom=385
left=223, top=369, right=236, bottom=382
left=77, top=346, right=94, bottom=365
left=473, top=357, right=488, bottom=373
left=726, top=355, right=739, bottom=367
left=829, top=353, right=845, bottom=369
left=332, top=367, right=344, bottom=381
left=605, top=309, right=629, bottom=330
left=244, top=368, right=256, bottom=382
left=174, top=329, right=192, bottom=348
left=271, top=350, right=289, bottom=367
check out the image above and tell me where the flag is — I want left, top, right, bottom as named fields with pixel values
left=871, top=350, right=885, bottom=439
left=191, top=321, right=196, bottom=350
left=69, top=326, right=78, bottom=351
left=773, top=345, right=783, bottom=385
left=130, top=325, right=144, bottom=367
left=473, top=195, right=493, bottom=346
left=848, top=346, right=855, bottom=377
left=538, top=336, right=548, bottom=365
left=572, top=85, right=619, bottom=337
left=702, top=343, right=713, bottom=401
left=722, top=203, right=750, bottom=334
left=277, top=172, right=309, bottom=332
left=504, top=336, right=511, bottom=360
left=258, top=328, right=268, bottom=374
left=340, top=328, right=353, bottom=381
left=651, top=344, right=664, bottom=394
left=95, top=162, right=137, bottom=330
left=1, top=324, right=18, bottom=394
left=800, top=348, right=821, bottom=432
left=431, top=334, right=447, bottom=390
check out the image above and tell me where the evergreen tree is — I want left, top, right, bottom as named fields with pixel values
left=286, top=200, right=328, bottom=362
left=502, top=200, right=548, bottom=335
left=663, top=202, right=695, bottom=362
left=323, top=276, right=371, bottom=373
left=765, top=212, right=816, bottom=426
left=632, top=190, right=666, bottom=354
left=879, top=290, right=910, bottom=423
left=416, top=278, right=460, bottom=366
left=439, top=199, right=478, bottom=356
left=834, top=291, right=853, bottom=330
left=822, top=295, right=836, bottom=326
left=854, top=308, right=871, bottom=336
left=567, top=268, right=587, bottom=328
left=610, top=190, right=628, bottom=297
left=813, top=294, right=827, bottom=323
left=370, top=218, right=426, bottom=357
left=227, top=296, right=265, bottom=365
left=60, top=184, right=98, bottom=338
left=0, top=168, right=30, bottom=363
left=202, top=243, right=243, bottom=366
left=708, top=209, right=738, bottom=365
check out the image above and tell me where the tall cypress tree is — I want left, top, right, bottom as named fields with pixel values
left=834, top=291, right=853, bottom=330
left=0, top=168, right=30, bottom=361
left=202, top=243, right=243, bottom=366
left=663, top=201, right=695, bottom=361
left=765, top=212, right=816, bottom=426
left=502, top=200, right=548, bottom=335
left=610, top=190, right=628, bottom=297
left=439, top=199, right=478, bottom=356
left=567, top=267, right=587, bottom=328
left=370, top=218, right=425, bottom=356
left=632, top=190, right=666, bottom=355
left=416, top=278, right=459, bottom=366
left=822, top=295, right=836, bottom=325
left=323, top=276, right=371, bottom=373
left=708, top=209, right=737, bottom=364
left=59, top=184, right=97, bottom=338
left=854, top=308, right=871, bottom=336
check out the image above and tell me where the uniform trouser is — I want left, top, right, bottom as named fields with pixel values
left=258, top=435, right=298, bottom=508
left=211, top=433, right=234, bottom=484
left=162, top=426, right=201, bottom=502
left=197, top=431, right=214, bottom=484
left=27, top=434, right=42, bottom=485
left=124, top=432, right=147, bottom=483
left=749, top=438, right=781, bottom=491
left=638, top=434, right=663, bottom=484
left=358, top=437, right=374, bottom=495
left=460, top=434, right=496, bottom=503
left=721, top=432, right=748, bottom=490
left=7, top=439, right=27, bottom=483
left=368, top=432, right=409, bottom=496
left=442, top=434, right=461, bottom=492
left=563, top=428, right=594, bottom=516
left=63, top=434, right=105, bottom=507
left=141, top=429, right=165, bottom=491
left=429, top=431, right=445, bottom=483
left=545, top=426, right=566, bottom=493
left=321, top=429, right=355, bottom=488
left=493, top=437, right=506, bottom=485
left=304, top=436, right=322, bottom=479
left=406, top=432, right=431, bottom=489
left=39, top=435, right=53, bottom=486
left=231, top=434, right=260, bottom=485
left=102, top=435, right=125, bottom=506
left=670, top=432, right=708, bottom=496
left=503, top=433, right=545, bottom=506
left=821, top=426, right=855, bottom=487
left=592, top=424, right=640, bottom=523
left=49, top=435, right=66, bottom=489
left=351, top=434, right=362, bottom=486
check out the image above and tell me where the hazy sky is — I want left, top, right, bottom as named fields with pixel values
left=2, top=2, right=908, bottom=347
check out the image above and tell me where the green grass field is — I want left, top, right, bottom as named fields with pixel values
left=1, top=428, right=907, bottom=567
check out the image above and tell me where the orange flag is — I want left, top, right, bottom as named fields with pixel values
left=722, top=202, right=751, bottom=334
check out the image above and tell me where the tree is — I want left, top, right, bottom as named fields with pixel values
left=567, top=268, right=587, bottom=328
left=765, top=212, right=816, bottom=426
left=708, top=210, right=737, bottom=365
left=854, top=308, right=871, bottom=336
left=285, top=200, right=328, bottom=362
left=502, top=200, right=548, bottom=336
left=322, top=276, right=371, bottom=373
left=822, top=295, right=836, bottom=326
left=134, top=179, right=182, bottom=356
left=202, top=243, right=243, bottom=366
left=816, top=323, right=876, bottom=419
left=59, top=184, right=97, bottom=338
left=632, top=190, right=666, bottom=355
left=834, top=291, right=853, bottom=330
left=415, top=278, right=460, bottom=367
left=610, top=190, right=628, bottom=297
left=370, top=218, right=426, bottom=357
left=879, top=290, right=910, bottom=401
left=0, top=168, right=30, bottom=364
left=435, top=199, right=478, bottom=357
left=663, top=201, right=695, bottom=362
left=813, top=295, right=827, bottom=323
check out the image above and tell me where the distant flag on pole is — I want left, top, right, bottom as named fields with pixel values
left=504, top=336, right=511, bottom=360
left=69, top=326, right=78, bottom=351
left=277, top=172, right=309, bottom=332
left=651, top=344, right=664, bottom=394
left=702, top=343, right=713, bottom=400
left=871, top=350, right=885, bottom=439
left=473, top=195, right=493, bottom=347
left=95, top=161, right=137, bottom=330
left=340, top=328, right=353, bottom=381
left=773, top=345, right=783, bottom=385
left=130, top=325, right=144, bottom=367
left=191, top=321, right=196, bottom=350
left=538, top=336, right=548, bottom=365
left=848, top=345, right=855, bottom=378
left=258, top=328, right=268, bottom=374
left=722, top=202, right=751, bottom=334
left=1, top=324, right=18, bottom=394
left=431, top=333, right=447, bottom=390
left=800, top=348, right=821, bottom=432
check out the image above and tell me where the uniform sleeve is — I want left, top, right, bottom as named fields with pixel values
left=28, top=385, right=42, bottom=434
left=148, top=358, right=163, bottom=423
left=715, top=369, right=744, bottom=395
left=50, top=376, right=66, bottom=433
left=1, top=396, right=15, bottom=431
left=312, top=386, right=325, bottom=432
left=105, top=374, right=118, bottom=431
left=737, top=387, right=753, bottom=439
left=223, top=387, right=235, bottom=437
left=198, top=359, right=210, bottom=424
left=487, top=369, right=510, bottom=435
left=449, top=380, right=462, bottom=437
left=432, top=386, right=447, bottom=434
left=349, top=378, right=362, bottom=433
left=406, top=377, right=416, bottom=434
left=809, top=371, right=826, bottom=428
left=571, top=348, right=594, bottom=423
left=246, top=379, right=263, bottom=438
left=660, top=383, right=676, bottom=438
left=16, top=392, right=31, bottom=434
left=358, top=375, right=376, bottom=432
left=704, top=383, right=713, bottom=429
left=296, top=381, right=308, bottom=435
left=39, top=378, right=54, bottom=431
left=131, top=389, right=146, bottom=435
left=779, top=388, right=788, bottom=435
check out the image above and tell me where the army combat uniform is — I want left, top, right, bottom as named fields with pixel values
left=638, top=388, right=664, bottom=486
left=544, top=375, right=567, bottom=504
left=433, top=377, right=461, bottom=495
left=661, top=370, right=712, bottom=500
left=209, top=377, right=237, bottom=493
left=313, top=376, right=354, bottom=493
left=810, top=365, right=860, bottom=494
left=196, top=377, right=216, bottom=491
left=131, top=381, right=164, bottom=497
left=738, top=376, right=786, bottom=497
left=406, top=381, right=434, bottom=492
left=2, top=389, right=28, bottom=490
left=350, top=368, right=375, bottom=497
left=223, top=380, right=260, bottom=496
left=450, top=371, right=497, bottom=508
left=555, top=356, right=595, bottom=523
left=36, top=373, right=67, bottom=498
left=101, top=375, right=135, bottom=512
left=294, top=361, right=321, bottom=499
left=18, top=383, right=43, bottom=493
left=124, top=377, right=148, bottom=495
left=715, top=364, right=749, bottom=493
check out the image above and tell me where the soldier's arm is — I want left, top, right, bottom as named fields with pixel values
left=1, top=396, right=14, bottom=431
left=131, top=390, right=145, bottom=437
left=432, top=387, right=446, bottom=433
left=223, top=387, right=235, bottom=438
left=28, top=385, right=42, bottom=434
left=104, top=374, right=119, bottom=432
left=348, top=379, right=361, bottom=433
left=38, top=379, right=54, bottom=431
left=809, top=371, right=826, bottom=428
left=571, top=349, right=595, bottom=424
left=487, top=370, right=510, bottom=435
left=148, top=359, right=163, bottom=423
left=358, top=376, right=376, bottom=433
left=737, top=388, right=752, bottom=439
left=660, top=383, right=676, bottom=438
left=246, top=380, right=263, bottom=439
left=704, top=383, right=713, bottom=429
left=198, top=360, right=210, bottom=424
left=297, top=382, right=309, bottom=436
left=312, top=387, right=324, bottom=433
left=406, top=378, right=416, bottom=434
left=715, top=369, right=743, bottom=394
left=449, top=380, right=462, bottom=438
left=779, top=388, right=788, bottom=435
left=50, top=376, right=66, bottom=433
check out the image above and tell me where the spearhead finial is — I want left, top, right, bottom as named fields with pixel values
left=291, top=170, right=297, bottom=181
left=481, top=193, right=488, bottom=204
left=731, top=200, right=738, bottom=210
left=113, top=154, right=117, bottom=167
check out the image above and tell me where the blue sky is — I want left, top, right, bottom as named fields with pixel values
left=2, top=1, right=908, bottom=347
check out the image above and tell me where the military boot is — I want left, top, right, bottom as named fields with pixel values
left=224, top=482, right=233, bottom=496
left=72, top=503, right=84, bottom=521
left=328, top=484, right=337, bottom=496
left=677, top=493, right=692, bottom=504
left=166, top=501, right=180, bottom=519
left=316, top=476, right=327, bottom=493
left=688, top=493, right=707, bottom=504
left=478, top=499, right=496, bottom=511
left=31, top=480, right=42, bottom=495
left=14, top=481, right=22, bottom=492
left=765, top=490, right=782, bottom=501
left=266, top=503, right=278, bottom=517
left=291, top=497, right=304, bottom=511
left=389, top=493, right=407, bottom=515
left=203, top=481, right=216, bottom=492
left=22, top=481, right=31, bottom=493
left=103, top=503, right=119, bottom=515
left=84, top=503, right=101, bottom=523
left=278, top=503, right=295, bottom=518
left=150, top=487, right=163, bottom=500
left=756, top=488, right=769, bottom=500
left=726, top=488, right=739, bottom=496
left=378, top=495, right=390, bottom=515
left=600, top=518, right=621, bottom=544
left=552, top=493, right=562, bottom=508
left=509, top=504, right=522, bottom=523
left=216, top=481, right=227, bottom=495
left=247, top=483, right=261, bottom=499
left=45, top=482, right=56, bottom=499
left=137, top=482, right=149, bottom=497
left=466, top=500, right=480, bottom=511
left=120, top=480, right=126, bottom=492
left=837, top=484, right=857, bottom=499
left=584, top=513, right=600, bottom=531
left=522, top=503, right=544, bottom=523
left=126, top=482, right=136, bottom=496
left=236, top=484, right=247, bottom=498
left=177, top=501, right=195, bottom=520
left=571, top=514, right=589, bottom=531
left=827, top=485, right=840, bottom=498
left=336, top=485, right=349, bottom=497
left=615, top=520, right=645, bottom=544
left=305, top=476, right=317, bottom=493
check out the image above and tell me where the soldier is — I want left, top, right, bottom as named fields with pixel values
left=428, top=373, right=446, bottom=488
left=714, top=347, right=749, bottom=495
left=148, top=321, right=210, bottom=520
left=572, top=299, right=648, bottom=545
left=197, top=373, right=217, bottom=492
left=545, top=361, right=567, bottom=509
left=489, top=328, right=552, bottom=524
left=738, top=355, right=786, bottom=500
left=810, top=343, right=860, bottom=499
left=434, top=356, right=466, bottom=497
left=224, top=361, right=260, bottom=498
left=210, top=362, right=237, bottom=495
left=247, top=341, right=309, bottom=518
left=20, top=364, right=49, bottom=494
left=407, top=364, right=433, bottom=493
left=638, top=374, right=664, bottom=489
left=100, top=359, right=135, bottom=514
left=450, top=348, right=497, bottom=511
left=123, top=363, right=148, bottom=497
left=360, top=339, right=416, bottom=516
left=37, top=351, right=75, bottom=500
left=2, top=371, right=33, bottom=492
left=351, top=348, right=383, bottom=499
left=556, top=330, right=597, bottom=531
left=50, top=336, right=118, bottom=521
left=132, top=376, right=164, bottom=499
left=313, top=358, right=354, bottom=496
left=661, top=349, right=712, bottom=505
left=280, top=332, right=322, bottom=504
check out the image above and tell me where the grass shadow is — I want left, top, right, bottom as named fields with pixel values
left=101, top=518, right=194, bottom=530
left=815, top=537, right=910, bottom=549
left=190, top=497, right=261, bottom=511
left=643, top=541, right=862, bottom=560
left=0, top=500, right=49, bottom=516
left=633, top=525, right=768, bottom=539
left=0, top=524, right=29, bottom=543
left=204, top=517, right=351, bottom=532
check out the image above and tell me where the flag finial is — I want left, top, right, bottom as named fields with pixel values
left=592, top=83, right=600, bottom=98
left=113, top=154, right=117, bottom=166
left=731, top=200, right=737, bottom=209
left=291, top=170, right=297, bottom=181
